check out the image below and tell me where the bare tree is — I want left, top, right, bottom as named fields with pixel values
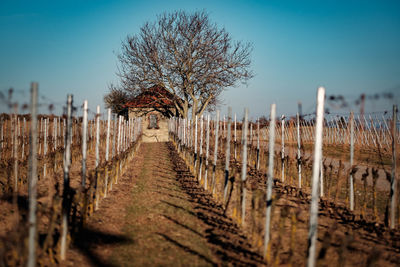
left=116, top=10, right=253, bottom=119
left=104, top=84, right=131, bottom=114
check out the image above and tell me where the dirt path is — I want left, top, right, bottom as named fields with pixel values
left=63, top=142, right=263, bottom=266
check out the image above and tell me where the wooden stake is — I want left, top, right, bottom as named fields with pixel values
left=27, top=82, right=38, bottom=267
left=307, top=87, right=325, bottom=267
left=264, top=103, right=276, bottom=260
left=61, top=94, right=73, bottom=261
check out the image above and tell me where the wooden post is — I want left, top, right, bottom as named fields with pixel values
left=223, top=107, right=232, bottom=202
left=43, top=117, right=47, bottom=179
left=257, top=119, right=260, bottom=170
left=241, top=108, right=249, bottom=225
left=307, top=87, right=325, bottom=267
left=112, top=114, right=116, bottom=159
left=212, top=111, right=220, bottom=194
left=27, top=82, right=38, bottom=267
left=281, top=115, right=285, bottom=182
left=349, top=111, right=354, bottom=211
left=234, top=113, right=237, bottom=160
left=81, top=101, right=88, bottom=187
left=264, top=103, right=276, bottom=260
left=391, top=105, right=398, bottom=229
left=199, top=115, right=204, bottom=182
left=205, top=115, right=210, bottom=190
left=194, top=115, right=198, bottom=168
left=95, top=105, right=100, bottom=167
left=297, top=112, right=302, bottom=188
left=61, top=94, right=73, bottom=261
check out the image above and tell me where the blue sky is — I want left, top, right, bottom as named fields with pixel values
left=0, top=0, right=399, bottom=119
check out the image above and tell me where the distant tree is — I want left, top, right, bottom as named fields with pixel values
left=112, top=10, right=253, bottom=120
left=104, top=84, right=131, bottom=114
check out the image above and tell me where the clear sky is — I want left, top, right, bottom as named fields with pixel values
left=0, top=0, right=399, bottom=119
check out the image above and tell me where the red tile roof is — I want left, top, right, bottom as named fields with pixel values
left=124, top=85, right=176, bottom=108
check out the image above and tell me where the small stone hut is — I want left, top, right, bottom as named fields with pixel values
left=125, top=85, right=176, bottom=143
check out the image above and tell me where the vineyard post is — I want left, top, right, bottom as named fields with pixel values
left=0, top=118, right=3, bottom=158
left=391, top=104, right=398, bottom=229
left=199, top=115, right=204, bottom=182
left=104, top=108, right=111, bottom=198
left=27, top=82, right=38, bottom=267
left=224, top=107, right=232, bottom=202
left=257, top=119, right=260, bottom=170
left=212, top=111, right=220, bottom=195
left=53, top=117, right=57, bottom=151
left=320, top=158, right=324, bottom=197
left=241, top=108, right=249, bottom=226
left=194, top=115, right=198, bottom=169
left=281, top=115, right=285, bottom=182
left=13, top=104, right=19, bottom=194
left=350, top=111, right=355, bottom=211
left=264, top=103, right=276, bottom=260
left=60, top=94, right=73, bottom=261
left=22, top=117, right=26, bottom=159
left=43, top=117, right=47, bottom=179
left=307, top=87, right=325, bottom=267
left=105, top=108, right=111, bottom=161
left=117, top=115, right=122, bottom=154
left=81, top=100, right=88, bottom=187
left=184, top=118, right=187, bottom=149
left=95, top=105, right=100, bottom=168
left=297, top=112, right=302, bottom=188
left=95, top=105, right=101, bottom=210
left=234, top=113, right=237, bottom=160
left=205, top=115, right=210, bottom=190
left=112, top=114, right=116, bottom=159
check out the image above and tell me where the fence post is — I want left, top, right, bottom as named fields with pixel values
left=199, top=115, right=204, bottom=182
left=307, top=87, right=325, bottom=267
left=60, top=94, right=73, bottom=261
left=224, top=107, right=232, bottom=202
left=391, top=104, right=398, bottom=229
left=27, top=82, right=38, bottom=267
left=297, top=112, right=302, bottom=188
left=281, top=115, right=285, bottom=182
left=81, top=100, right=88, bottom=187
left=349, top=111, right=354, bottom=211
left=234, top=113, right=237, bottom=160
left=264, top=103, right=276, bottom=260
left=205, top=115, right=210, bottom=190
left=212, top=111, right=220, bottom=195
left=194, top=115, right=198, bottom=169
left=241, top=108, right=249, bottom=225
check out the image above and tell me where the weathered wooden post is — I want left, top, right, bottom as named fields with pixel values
left=257, top=119, right=260, bottom=170
left=95, top=105, right=101, bottom=210
left=61, top=94, right=73, bottom=261
left=349, top=111, right=354, bottom=211
left=81, top=100, right=88, bottom=187
left=199, top=115, right=204, bottom=182
left=307, top=87, right=325, bottom=267
left=205, top=115, right=210, bottom=190
left=391, top=105, right=398, bottom=229
left=104, top=108, right=111, bottom=198
left=212, top=111, right=220, bottom=194
left=194, top=115, right=198, bottom=169
left=264, top=103, right=276, bottom=261
left=27, top=82, right=38, bottom=267
left=234, top=113, right=237, bottom=160
left=241, top=108, right=249, bottom=225
left=281, top=115, right=285, bottom=182
left=297, top=112, right=302, bottom=188
left=223, top=107, right=232, bottom=202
